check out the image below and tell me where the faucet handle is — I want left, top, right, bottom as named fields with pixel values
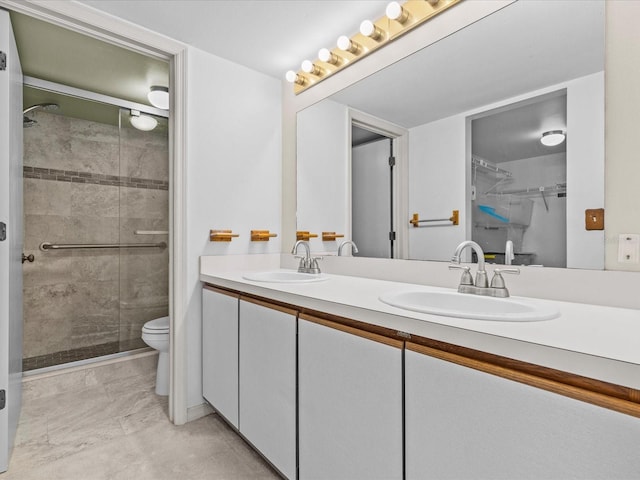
left=310, top=256, right=323, bottom=266
left=448, top=264, right=473, bottom=286
left=490, top=268, right=520, bottom=288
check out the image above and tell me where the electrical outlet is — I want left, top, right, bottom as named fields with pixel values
left=618, top=234, right=640, bottom=263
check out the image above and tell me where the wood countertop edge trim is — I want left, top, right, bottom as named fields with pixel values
left=299, top=313, right=404, bottom=349
left=202, top=282, right=640, bottom=416
left=240, top=295, right=298, bottom=317
left=203, top=284, right=240, bottom=298
left=406, top=342, right=640, bottom=419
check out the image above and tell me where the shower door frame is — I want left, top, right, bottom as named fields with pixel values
left=0, top=0, right=190, bottom=426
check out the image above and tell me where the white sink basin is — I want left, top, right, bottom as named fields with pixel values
left=242, top=270, right=328, bottom=283
left=378, top=290, right=559, bottom=322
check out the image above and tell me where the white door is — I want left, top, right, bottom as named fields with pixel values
left=298, top=317, right=403, bottom=480
left=352, top=137, right=393, bottom=258
left=0, top=9, right=24, bottom=473
left=239, top=299, right=296, bottom=479
left=202, top=287, right=239, bottom=428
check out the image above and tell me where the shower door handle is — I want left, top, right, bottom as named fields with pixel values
left=22, top=253, right=34, bottom=264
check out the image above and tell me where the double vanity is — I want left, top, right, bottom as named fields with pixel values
left=200, top=253, right=640, bottom=479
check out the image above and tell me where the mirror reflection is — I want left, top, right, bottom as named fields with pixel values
left=296, top=0, right=604, bottom=269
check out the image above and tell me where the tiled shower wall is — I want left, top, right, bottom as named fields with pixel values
left=22, top=110, right=168, bottom=360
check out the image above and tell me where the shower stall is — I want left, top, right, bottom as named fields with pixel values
left=21, top=81, right=169, bottom=371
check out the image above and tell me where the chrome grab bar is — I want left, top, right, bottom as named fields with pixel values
left=40, top=242, right=166, bottom=251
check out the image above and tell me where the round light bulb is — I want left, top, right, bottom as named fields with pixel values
left=386, top=1, right=403, bottom=20
left=360, top=20, right=375, bottom=37
left=301, top=60, right=314, bottom=73
left=130, top=113, right=158, bottom=131
left=337, top=35, right=352, bottom=51
left=285, top=70, right=298, bottom=83
left=318, top=48, right=332, bottom=63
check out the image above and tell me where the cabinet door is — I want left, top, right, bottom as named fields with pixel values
left=405, top=346, right=640, bottom=480
left=202, top=287, right=239, bottom=428
left=239, top=299, right=297, bottom=480
left=298, top=316, right=403, bottom=480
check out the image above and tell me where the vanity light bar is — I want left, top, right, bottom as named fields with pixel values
left=288, top=0, right=462, bottom=94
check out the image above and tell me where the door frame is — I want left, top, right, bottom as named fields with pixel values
left=0, top=0, right=190, bottom=425
left=348, top=108, right=409, bottom=259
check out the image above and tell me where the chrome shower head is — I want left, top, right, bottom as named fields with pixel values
left=23, top=115, right=38, bottom=128
left=22, top=103, right=59, bottom=128
left=23, top=103, right=59, bottom=115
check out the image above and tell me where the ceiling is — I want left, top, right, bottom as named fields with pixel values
left=10, top=0, right=394, bottom=123
left=78, top=0, right=391, bottom=79
left=10, top=11, right=169, bottom=109
left=330, top=0, right=603, bottom=129
left=472, top=92, right=567, bottom=164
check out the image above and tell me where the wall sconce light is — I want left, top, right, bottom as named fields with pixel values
left=360, top=20, right=385, bottom=41
left=286, top=0, right=461, bottom=94
left=148, top=86, right=169, bottom=110
left=540, top=130, right=566, bottom=146
left=301, top=60, right=324, bottom=76
left=130, top=110, right=157, bottom=131
left=337, top=35, right=361, bottom=54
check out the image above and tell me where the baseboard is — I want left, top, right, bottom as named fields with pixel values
left=187, top=402, right=214, bottom=422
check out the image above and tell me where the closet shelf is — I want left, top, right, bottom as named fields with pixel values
left=486, top=183, right=567, bottom=197
left=472, top=155, right=512, bottom=178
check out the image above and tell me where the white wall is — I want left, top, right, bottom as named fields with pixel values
left=407, top=72, right=604, bottom=268
left=408, top=115, right=467, bottom=261
left=501, top=153, right=567, bottom=267
left=296, top=100, right=348, bottom=253
left=186, top=47, right=282, bottom=408
left=606, top=1, right=640, bottom=271
left=566, top=72, right=605, bottom=270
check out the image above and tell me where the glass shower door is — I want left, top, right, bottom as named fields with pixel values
left=117, top=108, right=169, bottom=351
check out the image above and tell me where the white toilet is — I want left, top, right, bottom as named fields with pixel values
left=141, top=316, right=170, bottom=396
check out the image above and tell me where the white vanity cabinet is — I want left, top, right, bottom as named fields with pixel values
left=238, top=298, right=297, bottom=480
left=202, top=286, right=239, bottom=428
left=404, top=343, right=640, bottom=480
left=298, top=314, right=404, bottom=480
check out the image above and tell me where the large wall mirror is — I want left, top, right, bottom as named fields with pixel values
left=296, top=0, right=605, bottom=269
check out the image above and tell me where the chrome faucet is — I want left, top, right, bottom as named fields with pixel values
left=450, top=240, right=488, bottom=288
left=449, top=240, right=519, bottom=297
left=337, top=240, right=359, bottom=256
left=291, top=240, right=322, bottom=274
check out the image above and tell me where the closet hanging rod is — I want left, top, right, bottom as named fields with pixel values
left=40, top=242, right=166, bottom=251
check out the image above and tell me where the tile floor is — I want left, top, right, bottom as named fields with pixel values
left=5, top=353, right=280, bottom=479
left=22, top=341, right=146, bottom=372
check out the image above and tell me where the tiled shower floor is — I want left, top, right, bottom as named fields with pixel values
left=22, top=339, right=147, bottom=371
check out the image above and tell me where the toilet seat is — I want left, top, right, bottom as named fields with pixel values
left=142, top=316, right=169, bottom=334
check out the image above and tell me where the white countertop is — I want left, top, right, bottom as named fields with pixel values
left=200, top=257, right=640, bottom=390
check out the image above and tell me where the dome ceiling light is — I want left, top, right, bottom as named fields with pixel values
left=148, top=85, right=169, bottom=110
left=540, top=130, right=566, bottom=147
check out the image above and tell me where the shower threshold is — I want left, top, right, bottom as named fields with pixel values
left=23, top=339, right=148, bottom=372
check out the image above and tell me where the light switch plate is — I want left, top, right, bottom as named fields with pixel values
left=585, top=208, right=604, bottom=230
left=618, top=234, right=640, bottom=263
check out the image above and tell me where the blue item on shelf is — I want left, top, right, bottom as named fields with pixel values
left=478, top=205, right=509, bottom=223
